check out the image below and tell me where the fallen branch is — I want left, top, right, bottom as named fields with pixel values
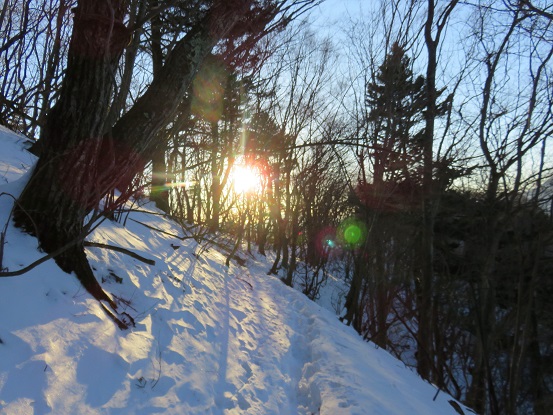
left=84, top=241, right=156, bottom=265
left=0, top=196, right=111, bottom=277
left=0, top=233, right=86, bottom=277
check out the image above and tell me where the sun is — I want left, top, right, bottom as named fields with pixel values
left=230, top=164, right=262, bottom=194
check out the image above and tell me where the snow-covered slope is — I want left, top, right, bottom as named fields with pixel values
left=0, top=126, right=473, bottom=414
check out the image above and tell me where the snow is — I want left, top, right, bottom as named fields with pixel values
left=0, top=126, right=473, bottom=414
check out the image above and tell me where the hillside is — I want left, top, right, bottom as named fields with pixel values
left=0, top=125, right=472, bottom=414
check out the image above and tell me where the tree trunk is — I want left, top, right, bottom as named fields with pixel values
left=417, top=0, right=459, bottom=381
left=283, top=194, right=300, bottom=286
left=14, top=0, right=130, bottom=323
left=151, top=140, right=170, bottom=213
left=268, top=219, right=282, bottom=275
left=417, top=0, right=437, bottom=380
left=529, top=307, right=547, bottom=415
left=374, top=232, right=388, bottom=349
left=209, top=121, right=221, bottom=232
left=342, top=254, right=365, bottom=330
left=256, top=205, right=267, bottom=256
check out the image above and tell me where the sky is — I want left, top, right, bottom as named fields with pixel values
left=312, top=0, right=363, bottom=23
left=0, top=125, right=474, bottom=414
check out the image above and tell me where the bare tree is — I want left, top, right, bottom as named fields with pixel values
left=0, top=0, right=74, bottom=136
left=458, top=2, right=553, bottom=412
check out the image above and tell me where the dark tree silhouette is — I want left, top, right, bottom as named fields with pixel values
left=342, top=43, right=426, bottom=341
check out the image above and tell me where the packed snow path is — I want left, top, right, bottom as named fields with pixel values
left=0, top=126, right=471, bottom=414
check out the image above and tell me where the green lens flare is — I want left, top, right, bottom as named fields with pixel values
left=338, top=218, right=366, bottom=249
left=344, top=225, right=362, bottom=244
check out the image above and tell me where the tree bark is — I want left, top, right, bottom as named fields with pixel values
left=209, top=121, right=221, bottom=232
left=151, top=140, right=170, bottom=213
left=14, top=0, right=130, bottom=317
left=417, top=0, right=458, bottom=381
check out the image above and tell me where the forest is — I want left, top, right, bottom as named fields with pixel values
left=1, top=1, right=552, bottom=414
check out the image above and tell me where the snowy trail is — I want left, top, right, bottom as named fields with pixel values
left=225, top=267, right=316, bottom=414
left=181, top=253, right=318, bottom=414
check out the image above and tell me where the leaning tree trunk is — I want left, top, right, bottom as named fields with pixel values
left=14, top=0, right=251, bottom=327
left=14, top=0, right=130, bottom=324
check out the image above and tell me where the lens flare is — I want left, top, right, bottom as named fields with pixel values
left=338, top=217, right=367, bottom=249
left=313, top=226, right=336, bottom=257
left=191, top=59, right=226, bottom=122
left=344, top=224, right=361, bottom=244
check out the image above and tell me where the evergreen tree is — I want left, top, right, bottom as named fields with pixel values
left=365, top=42, right=425, bottom=193
left=343, top=43, right=426, bottom=343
